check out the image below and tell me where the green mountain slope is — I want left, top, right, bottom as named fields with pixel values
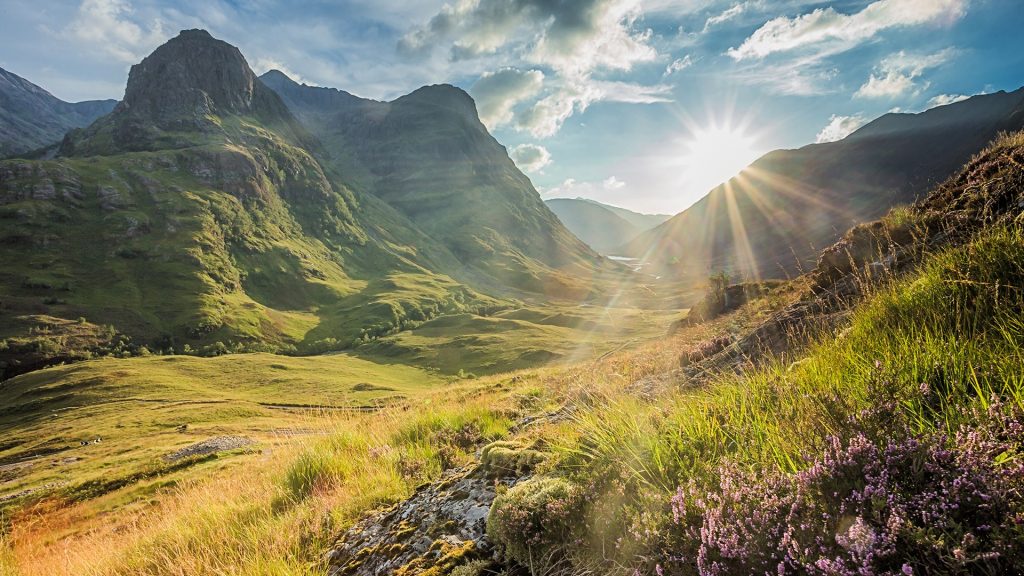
left=544, top=197, right=669, bottom=253
left=260, top=70, right=611, bottom=297
left=0, top=67, right=116, bottom=158
left=623, top=88, right=1024, bottom=279
left=0, top=30, right=498, bottom=379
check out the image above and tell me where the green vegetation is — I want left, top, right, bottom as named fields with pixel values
left=6, top=28, right=1024, bottom=576
left=0, top=352, right=445, bottom=515
left=474, top=134, right=1024, bottom=574
left=0, top=367, right=521, bottom=576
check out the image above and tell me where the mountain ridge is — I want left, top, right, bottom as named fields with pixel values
left=544, top=197, right=670, bottom=253
left=0, top=66, right=116, bottom=158
left=0, top=29, right=627, bottom=380
left=260, top=69, right=609, bottom=295
left=622, top=86, right=1024, bottom=278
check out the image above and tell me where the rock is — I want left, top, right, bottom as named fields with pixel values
left=680, top=335, right=734, bottom=367
left=97, top=186, right=125, bottom=211
left=327, top=463, right=525, bottom=576
left=162, top=436, right=254, bottom=462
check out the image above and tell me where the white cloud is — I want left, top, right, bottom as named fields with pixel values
left=664, top=54, right=693, bottom=76
left=704, top=3, right=748, bottom=32
left=603, top=176, right=626, bottom=189
left=402, top=0, right=668, bottom=137
left=509, top=143, right=552, bottom=173
left=251, top=58, right=309, bottom=85
left=815, top=114, right=866, bottom=143
left=855, top=49, right=955, bottom=99
left=66, top=0, right=167, bottom=63
left=728, top=0, right=967, bottom=61
left=927, top=93, right=970, bottom=108
left=728, top=50, right=841, bottom=96
left=471, top=68, right=545, bottom=129
left=514, top=78, right=670, bottom=138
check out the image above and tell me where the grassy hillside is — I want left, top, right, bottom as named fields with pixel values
left=479, top=131, right=1024, bottom=575
left=0, top=114, right=496, bottom=377
left=2, top=132, right=1018, bottom=576
left=0, top=31, right=652, bottom=380
left=260, top=71, right=615, bottom=296
left=0, top=352, right=444, bottom=511
left=0, top=32, right=518, bottom=379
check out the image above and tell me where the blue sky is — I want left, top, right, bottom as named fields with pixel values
left=1, top=0, right=1022, bottom=214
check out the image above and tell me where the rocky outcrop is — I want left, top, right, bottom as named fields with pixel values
left=328, top=463, right=525, bottom=575
left=118, top=30, right=290, bottom=128
left=60, top=30, right=301, bottom=156
left=326, top=432, right=554, bottom=576
left=163, top=436, right=255, bottom=462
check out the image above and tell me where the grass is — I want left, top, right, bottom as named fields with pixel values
left=364, top=302, right=684, bottom=375
left=4, top=126, right=1018, bottom=576
left=1, top=376, right=519, bottom=576
left=7, top=221, right=1019, bottom=574
left=477, top=222, right=1024, bottom=572
left=0, top=352, right=446, bottom=516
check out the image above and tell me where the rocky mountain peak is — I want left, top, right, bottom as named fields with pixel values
left=120, top=29, right=277, bottom=122
left=395, top=84, right=480, bottom=123
left=59, top=30, right=298, bottom=155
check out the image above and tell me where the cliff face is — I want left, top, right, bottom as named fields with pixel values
left=61, top=29, right=301, bottom=156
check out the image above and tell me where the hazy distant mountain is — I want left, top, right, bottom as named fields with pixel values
left=0, top=67, right=116, bottom=157
left=261, top=70, right=607, bottom=295
left=623, top=88, right=1024, bottom=279
left=545, top=197, right=670, bottom=253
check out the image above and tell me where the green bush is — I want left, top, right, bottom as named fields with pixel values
left=487, top=477, right=583, bottom=570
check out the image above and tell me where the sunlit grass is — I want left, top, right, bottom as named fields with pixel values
left=2, top=380, right=517, bottom=576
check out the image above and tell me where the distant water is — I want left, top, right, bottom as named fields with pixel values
left=607, top=255, right=644, bottom=273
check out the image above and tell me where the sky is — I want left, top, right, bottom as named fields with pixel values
left=1, top=0, right=1023, bottom=215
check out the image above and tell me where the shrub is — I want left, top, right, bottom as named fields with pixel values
left=488, top=477, right=584, bottom=570
left=663, top=403, right=1024, bottom=576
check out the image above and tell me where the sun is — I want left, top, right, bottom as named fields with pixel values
left=681, top=124, right=761, bottom=196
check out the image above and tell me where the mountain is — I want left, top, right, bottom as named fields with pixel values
left=259, top=70, right=608, bottom=295
left=0, top=67, right=116, bottom=158
left=0, top=30, right=508, bottom=378
left=623, top=88, right=1024, bottom=279
left=544, top=197, right=670, bottom=253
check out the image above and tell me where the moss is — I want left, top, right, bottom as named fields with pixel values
left=390, top=520, right=417, bottom=541
left=427, top=519, right=459, bottom=537
left=394, top=539, right=480, bottom=576
left=480, top=440, right=546, bottom=478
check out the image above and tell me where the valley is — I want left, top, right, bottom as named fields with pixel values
left=0, top=6, right=1022, bottom=575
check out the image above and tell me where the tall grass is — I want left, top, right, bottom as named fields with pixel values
left=527, top=225, right=1024, bottom=571
left=3, top=385, right=514, bottom=576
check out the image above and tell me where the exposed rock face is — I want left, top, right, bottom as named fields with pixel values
left=61, top=30, right=298, bottom=155
left=0, top=66, right=116, bottom=157
left=120, top=30, right=288, bottom=127
left=328, top=464, right=522, bottom=575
